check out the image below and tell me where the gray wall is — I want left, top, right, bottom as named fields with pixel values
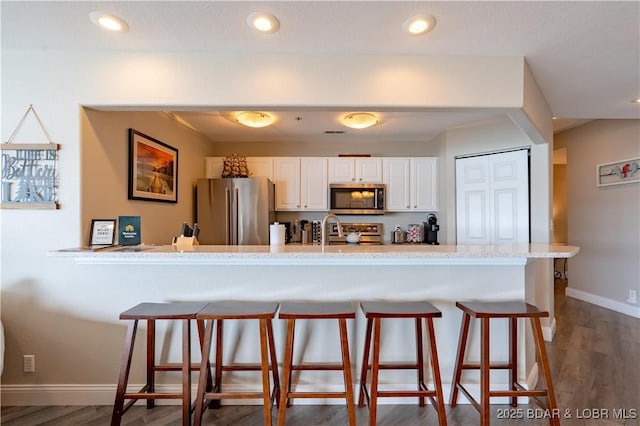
left=555, top=119, right=640, bottom=314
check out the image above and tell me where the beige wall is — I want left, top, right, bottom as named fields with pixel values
left=81, top=110, right=213, bottom=245
left=552, top=164, right=568, bottom=244
left=555, top=119, right=640, bottom=314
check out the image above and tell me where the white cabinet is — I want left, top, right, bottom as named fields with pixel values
left=383, top=157, right=437, bottom=211
left=273, top=157, right=328, bottom=211
left=205, top=157, right=273, bottom=180
left=246, top=157, right=273, bottom=180
left=328, top=158, right=383, bottom=183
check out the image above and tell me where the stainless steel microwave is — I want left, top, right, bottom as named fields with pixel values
left=329, top=183, right=385, bottom=215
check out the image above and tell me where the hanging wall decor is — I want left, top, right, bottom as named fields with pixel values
left=1, top=105, right=60, bottom=209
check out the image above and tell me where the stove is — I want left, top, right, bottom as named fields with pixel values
left=328, top=222, right=383, bottom=245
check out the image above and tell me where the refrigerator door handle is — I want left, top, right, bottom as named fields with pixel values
left=225, top=188, right=231, bottom=244
left=233, top=187, right=239, bottom=244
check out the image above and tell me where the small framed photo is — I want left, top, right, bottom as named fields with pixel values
left=596, top=158, right=640, bottom=187
left=128, top=129, right=178, bottom=203
left=90, top=219, right=116, bottom=246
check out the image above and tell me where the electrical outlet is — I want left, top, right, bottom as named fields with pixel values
left=628, top=290, right=638, bottom=304
left=23, top=355, right=35, bottom=373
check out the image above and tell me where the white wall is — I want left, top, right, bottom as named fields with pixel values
left=0, top=49, right=548, bottom=399
left=555, top=120, right=640, bottom=317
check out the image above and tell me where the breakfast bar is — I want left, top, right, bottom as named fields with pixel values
left=50, top=243, right=578, bottom=405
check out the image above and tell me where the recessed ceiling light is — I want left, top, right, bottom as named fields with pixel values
left=89, top=12, right=129, bottom=32
left=552, top=116, right=558, bottom=120
left=632, top=98, right=640, bottom=104
left=402, top=15, right=436, bottom=36
left=340, top=113, right=379, bottom=129
left=247, top=12, right=280, bottom=33
left=236, top=111, right=276, bottom=128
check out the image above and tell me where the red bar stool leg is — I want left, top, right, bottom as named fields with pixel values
left=146, top=319, right=155, bottom=409
left=181, top=319, right=191, bottom=426
left=480, top=317, right=490, bottom=426
left=358, top=317, right=374, bottom=408
left=531, top=318, right=560, bottom=426
left=425, top=317, right=447, bottom=426
left=259, top=319, right=273, bottom=426
left=193, top=318, right=215, bottom=426
left=509, top=317, right=518, bottom=407
left=368, top=317, right=382, bottom=426
left=415, top=317, right=426, bottom=407
left=277, top=318, right=295, bottom=426
left=111, top=320, right=138, bottom=426
left=449, top=312, right=471, bottom=407
left=338, top=318, right=357, bottom=426
left=266, top=319, right=280, bottom=405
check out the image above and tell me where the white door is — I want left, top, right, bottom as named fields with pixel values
left=456, top=150, right=529, bottom=244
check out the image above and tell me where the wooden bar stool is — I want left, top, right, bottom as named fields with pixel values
left=111, top=302, right=213, bottom=426
left=449, top=301, right=559, bottom=426
left=193, top=301, right=280, bottom=426
left=357, top=301, right=447, bottom=426
left=277, top=301, right=356, bottom=426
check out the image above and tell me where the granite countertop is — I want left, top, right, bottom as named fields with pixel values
left=49, top=243, right=579, bottom=266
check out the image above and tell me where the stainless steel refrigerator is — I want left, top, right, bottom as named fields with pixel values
left=196, top=177, right=275, bottom=245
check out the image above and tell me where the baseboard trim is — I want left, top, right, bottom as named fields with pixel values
left=565, top=287, right=640, bottom=318
left=542, top=318, right=556, bottom=342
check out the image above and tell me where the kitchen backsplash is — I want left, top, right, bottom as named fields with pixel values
left=275, top=211, right=443, bottom=244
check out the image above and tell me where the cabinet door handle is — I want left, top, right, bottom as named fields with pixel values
left=304, top=205, right=308, bottom=208
left=414, top=205, right=417, bottom=208
left=407, top=205, right=410, bottom=208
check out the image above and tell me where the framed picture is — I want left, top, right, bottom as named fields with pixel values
left=596, top=158, right=640, bottom=187
left=90, top=219, right=116, bottom=246
left=128, top=129, right=178, bottom=202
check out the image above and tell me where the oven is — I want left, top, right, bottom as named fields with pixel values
left=329, top=183, right=385, bottom=215
left=328, top=222, right=384, bottom=245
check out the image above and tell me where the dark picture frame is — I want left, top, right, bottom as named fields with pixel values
left=128, top=129, right=178, bottom=203
left=89, top=218, right=116, bottom=246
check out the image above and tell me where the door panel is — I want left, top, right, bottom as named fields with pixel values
left=456, top=150, right=529, bottom=244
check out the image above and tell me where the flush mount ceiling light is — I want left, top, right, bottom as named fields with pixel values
left=340, top=112, right=379, bottom=129
left=247, top=12, right=280, bottom=33
left=235, top=111, right=276, bottom=128
left=89, top=11, right=129, bottom=32
left=402, top=15, right=436, bottom=36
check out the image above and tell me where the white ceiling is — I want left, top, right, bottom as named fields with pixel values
left=2, top=1, right=639, bottom=142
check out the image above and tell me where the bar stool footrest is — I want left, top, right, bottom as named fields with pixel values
left=288, top=391, right=348, bottom=399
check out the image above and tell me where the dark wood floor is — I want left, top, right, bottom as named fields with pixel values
left=2, top=280, right=639, bottom=425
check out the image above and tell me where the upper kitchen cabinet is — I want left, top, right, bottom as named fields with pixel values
left=273, top=157, right=328, bottom=211
left=328, top=158, right=383, bottom=183
left=383, top=157, right=438, bottom=212
left=205, top=157, right=273, bottom=180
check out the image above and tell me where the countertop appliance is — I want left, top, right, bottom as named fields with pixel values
left=196, top=177, right=275, bottom=245
left=329, top=183, right=385, bottom=215
left=424, top=214, right=440, bottom=245
left=328, top=222, right=383, bottom=245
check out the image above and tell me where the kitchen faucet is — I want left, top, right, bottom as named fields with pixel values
left=321, top=213, right=343, bottom=250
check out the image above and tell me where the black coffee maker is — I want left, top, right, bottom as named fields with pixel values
left=423, top=214, right=440, bottom=245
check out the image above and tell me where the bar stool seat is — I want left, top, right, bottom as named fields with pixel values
left=193, top=301, right=280, bottom=426
left=277, top=301, right=357, bottom=426
left=358, top=301, right=447, bottom=426
left=450, top=301, right=559, bottom=426
left=111, top=302, right=212, bottom=426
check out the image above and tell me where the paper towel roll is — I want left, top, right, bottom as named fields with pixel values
left=270, top=223, right=285, bottom=246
